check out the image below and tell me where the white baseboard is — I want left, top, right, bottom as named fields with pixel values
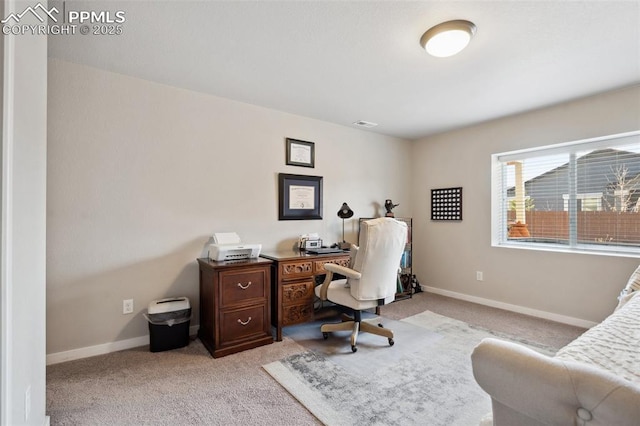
left=46, top=325, right=199, bottom=365
left=47, top=288, right=597, bottom=365
left=422, top=286, right=597, bottom=329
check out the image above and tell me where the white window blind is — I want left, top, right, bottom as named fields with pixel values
left=492, top=131, right=640, bottom=257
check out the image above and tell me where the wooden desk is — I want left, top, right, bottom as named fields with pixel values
left=260, top=249, right=351, bottom=341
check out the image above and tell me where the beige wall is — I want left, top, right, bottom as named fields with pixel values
left=47, top=57, right=640, bottom=355
left=46, top=59, right=412, bottom=355
left=411, top=85, right=640, bottom=324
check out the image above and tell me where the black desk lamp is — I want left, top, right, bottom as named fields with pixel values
left=337, top=202, right=354, bottom=250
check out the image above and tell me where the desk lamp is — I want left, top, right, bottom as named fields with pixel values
left=337, top=202, right=354, bottom=250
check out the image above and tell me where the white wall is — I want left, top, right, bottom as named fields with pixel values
left=411, top=85, right=640, bottom=324
left=1, top=0, right=48, bottom=423
left=46, top=59, right=412, bottom=356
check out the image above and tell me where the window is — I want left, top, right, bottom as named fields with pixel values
left=562, top=193, right=603, bottom=212
left=492, top=131, right=640, bottom=257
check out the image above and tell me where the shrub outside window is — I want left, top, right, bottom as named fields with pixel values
left=492, top=131, right=640, bottom=257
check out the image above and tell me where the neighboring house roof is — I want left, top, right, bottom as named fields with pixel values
left=524, top=148, right=640, bottom=187
left=507, top=149, right=640, bottom=210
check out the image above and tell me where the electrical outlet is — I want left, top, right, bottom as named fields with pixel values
left=123, top=299, right=134, bottom=314
left=25, top=386, right=31, bottom=421
left=476, top=271, right=484, bottom=281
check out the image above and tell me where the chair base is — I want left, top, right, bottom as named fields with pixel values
left=320, top=314, right=394, bottom=352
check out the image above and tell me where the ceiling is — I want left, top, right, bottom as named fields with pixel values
left=48, top=1, right=640, bottom=140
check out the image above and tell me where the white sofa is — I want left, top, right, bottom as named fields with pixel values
left=471, top=269, right=640, bottom=425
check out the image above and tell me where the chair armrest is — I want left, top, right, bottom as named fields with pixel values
left=317, top=264, right=361, bottom=301
left=317, top=270, right=334, bottom=301
left=324, top=263, right=361, bottom=280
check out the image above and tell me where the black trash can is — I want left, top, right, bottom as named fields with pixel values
left=145, top=297, right=191, bottom=352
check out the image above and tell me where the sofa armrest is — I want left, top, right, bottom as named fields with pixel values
left=471, top=338, right=640, bottom=426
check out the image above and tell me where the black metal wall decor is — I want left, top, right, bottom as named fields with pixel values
left=431, top=187, right=463, bottom=221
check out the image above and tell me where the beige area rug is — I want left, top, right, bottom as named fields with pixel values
left=47, top=336, right=320, bottom=425
left=264, top=310, right=557, bottom=426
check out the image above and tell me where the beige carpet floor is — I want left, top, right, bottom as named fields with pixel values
left=46, top=291, right=586, bottom=425
left=47, top=336, right=320, bottom=425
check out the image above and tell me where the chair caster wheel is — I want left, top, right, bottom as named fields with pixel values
left=351, top=345, right=357, bottom=353
left=322, top=332, right=329, bottom=340
left=388, top=338, right=394, bottom=346
left=378, top=323, right=383, bottom=328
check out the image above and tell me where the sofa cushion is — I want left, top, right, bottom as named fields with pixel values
left=625, top=265, right=640, bottom=292
left=555, top=292, right=640, bottom=385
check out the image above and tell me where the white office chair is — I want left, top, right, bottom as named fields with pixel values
left=314, top=217, right=408, bottom=352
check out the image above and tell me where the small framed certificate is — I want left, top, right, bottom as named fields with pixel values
left=278, top=173, right=323, bottom=220
left=286, top=138, right=315, bottom=168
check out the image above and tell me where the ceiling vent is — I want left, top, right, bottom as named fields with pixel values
left=353, top=120, right=378, bottom=128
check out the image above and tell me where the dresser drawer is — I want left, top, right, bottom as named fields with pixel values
left=279, top=260, right=314, bottom=279
left=220, top=305, right=268, bottom=344
left=282, top=280, right=314, bottom=305
left=282, top=302, right=313, bottom=326
left=314, top=257, right=351, bottom=273
left=220, top=269, right=267, bottom=307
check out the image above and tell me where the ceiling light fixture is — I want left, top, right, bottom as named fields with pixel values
left=420, top=20, right=476, bottom=58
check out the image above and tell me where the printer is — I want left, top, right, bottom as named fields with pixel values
left=208, top=232, right=261, bottom=261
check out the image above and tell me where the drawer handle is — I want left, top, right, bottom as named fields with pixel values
left=237, top=317, right=252, bottom=326
left=237, top=281, right=252, bottom=290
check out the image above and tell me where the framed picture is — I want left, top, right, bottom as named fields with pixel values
left=431, top=187, right=463, bottom=221
left=286, top=138, right=315, bottom=168
left=278, top=173, right=323, bottom=220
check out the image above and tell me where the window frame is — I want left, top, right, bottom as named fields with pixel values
left=491, top=130, right=640, bottom=258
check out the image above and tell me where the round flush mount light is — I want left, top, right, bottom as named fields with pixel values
left=420, top=20, right=476, bottom=58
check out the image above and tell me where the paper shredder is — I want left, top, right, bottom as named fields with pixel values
left=145, top=297, right=191, bottom=352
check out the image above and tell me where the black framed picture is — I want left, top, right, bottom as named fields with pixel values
left=286, top=138, right=315, bottom=168
left=278, top=173, right=323, bottom=220
left=431, top=187, right=463, bottom=221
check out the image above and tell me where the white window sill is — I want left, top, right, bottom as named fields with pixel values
left=492, top=240, right=640, bottom=259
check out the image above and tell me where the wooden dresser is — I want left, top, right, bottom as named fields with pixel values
left=197, top=257, right=273, bottom=358
left=259, top=249, right=351, bottom=341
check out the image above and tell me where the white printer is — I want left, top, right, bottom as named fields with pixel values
left=208, top=232, right=261, bottom=261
